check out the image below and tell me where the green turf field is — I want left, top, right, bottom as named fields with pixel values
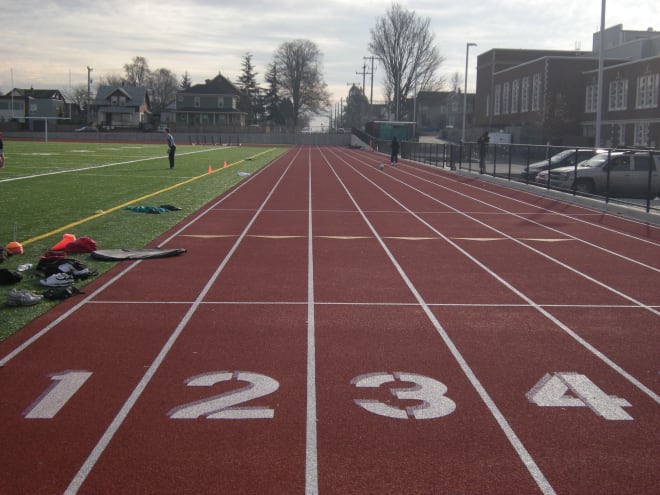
left=0, top=140, right=288, bottom=341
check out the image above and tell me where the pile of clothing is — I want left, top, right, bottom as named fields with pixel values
left=2, top=237, right=99, bottom=307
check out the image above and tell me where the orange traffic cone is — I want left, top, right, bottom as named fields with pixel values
left=208, top=164, right=213, bottom=174
left=223, top=160, right=228, bottom=168
left=51, top=233, right=76, bottom=251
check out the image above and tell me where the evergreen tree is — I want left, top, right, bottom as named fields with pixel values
left=180, top=71, right=193, bottom=90
left=236, top=53, right=262, bottom=124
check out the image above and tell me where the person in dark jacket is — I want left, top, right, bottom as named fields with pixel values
left=0, top=132, right=5, bottom=169
left=165, top=128, right=176, bottom=169
left=390, top=136, right=399, bottom=164
left=478, top=132, right=489, bottom=173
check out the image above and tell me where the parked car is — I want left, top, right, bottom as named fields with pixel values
left=536, top=151, right=660, bottom=198
left=521, top=148, right=604, bottom=181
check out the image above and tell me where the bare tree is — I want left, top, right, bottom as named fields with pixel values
left=124, top=56, right=151, bottom=86
left=149, top=68, right=179, bottom=114
left=369, top=2, right=444, bottom=120
left=273, top=39, right=330, bottom=128
left=95, top=73, right=124, bottom=90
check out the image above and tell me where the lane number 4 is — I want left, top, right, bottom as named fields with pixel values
left=526, top=372, right=633, bottom=421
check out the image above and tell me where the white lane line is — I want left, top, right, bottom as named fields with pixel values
left=305, top=147, right=319, bottom=495
left=0, top=151, right=276, bottom=367
left=319, top=149, right=558, bottom=495
left=401, top=166, right=660, bottom=272
left=330, top=148, right=660, bottom=404
left=63, top=150, right=301, bottom=494
left=372, top=148, right=660, bottom=250
left=335, top=149, right=660, bottom=314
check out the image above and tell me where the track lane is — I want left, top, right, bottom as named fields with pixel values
left=324, top=149, right=657, bottom=493
left=0, top=146, right=657, bottom=494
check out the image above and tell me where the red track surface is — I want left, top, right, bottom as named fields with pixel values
left=1, top=146, right=658, bottom=494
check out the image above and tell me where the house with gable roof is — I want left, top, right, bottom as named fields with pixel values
left=0, top=88, right=72, bottom=129
left=92, top=85, right=151, bottom=129
left=174, top=72, right=246, bottom=129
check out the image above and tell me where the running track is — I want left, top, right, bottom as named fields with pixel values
left=1, top=146, right=658, bottom=494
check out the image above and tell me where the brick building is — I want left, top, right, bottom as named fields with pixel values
left=474, top=25, right=660, bottom=147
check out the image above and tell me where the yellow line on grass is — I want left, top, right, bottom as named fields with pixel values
left=21, top=148, right=278, bottom=247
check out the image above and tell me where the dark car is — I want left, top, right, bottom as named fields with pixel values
left=522, top=148, right=603, bottom=181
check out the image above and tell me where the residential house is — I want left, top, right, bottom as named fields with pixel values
left=174, top=73, right=246, bottom=129
left=0, top=88, right=68, bottom=130
left=92, top=85, right=151, bottom=129
left=0, top=90, right=26, bottom=123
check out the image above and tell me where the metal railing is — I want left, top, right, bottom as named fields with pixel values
left=371, top=138, right=660, bottom=214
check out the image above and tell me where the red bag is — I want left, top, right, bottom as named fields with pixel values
left=64, top=237, right=97, bottom=253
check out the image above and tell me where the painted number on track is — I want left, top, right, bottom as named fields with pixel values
left=526, top=372, right=633, bottom=421
left=167, top=371, right=280, bottom=419
left=22, top=370, right=633, bottom=422
left=23, top=370, right=92, bottom=419
left=352, top=372, right=457, bottom=419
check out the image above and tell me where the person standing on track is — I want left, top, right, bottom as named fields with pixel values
left=390, top=135, right=399, bottom=165
left=478, top=132, right=489, bottom=173
left=165, top=128, right=176, bottom=169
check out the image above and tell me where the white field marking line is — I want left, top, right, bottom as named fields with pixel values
left=329, top=148, right=660, bottom=404
left=318, top=149, right=557, bottom=495
left=0, top=151, right=279, bottom=367
left=390, top=160, right=660, bottom=272
left=335, top=148, right=660, bottom=316
left=64, top=148, right=302, bottom=494
left=370, top=149, right=660, bottom=248
left=0, top=147, right=220, bottom=183
left=306, top=147, right=319, bottom=495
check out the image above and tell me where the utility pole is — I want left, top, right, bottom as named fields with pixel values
left=363, top=56, right=377, bottom=123
left=86, top=66, right=93, bottom=125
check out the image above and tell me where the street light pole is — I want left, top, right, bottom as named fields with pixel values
left=462, top=42, right=477, bottom=143
left=595, top=0, right=606, bottom=147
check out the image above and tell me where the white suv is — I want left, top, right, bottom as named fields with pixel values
left=538, top=151, right=660, bottom=198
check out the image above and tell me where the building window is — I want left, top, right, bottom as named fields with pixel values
left=608, top=79, right=628, bottom=111
left=485, top=95, right=490, bottom=117
left=636, top=73, right=659, bottom=108
left=511, top=80, right=519, bottom=113
left=502, top=82, right=510, bottom=114
left=494, top=84, right=501, bottom=115
left=521, top=77, right=529, bottom=112
left=617, top=123, right=626, bottom=146
left=531, top=73, right=541, bottom=111
left=633, top=122, right=649, bottom=146
left=194, top=97, right=200, bottom=108
left=585, top=84, right=598, bottom=113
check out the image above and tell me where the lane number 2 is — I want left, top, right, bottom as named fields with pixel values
left=167, top=371, right=279, bottom=419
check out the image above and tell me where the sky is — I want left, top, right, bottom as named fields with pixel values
left=1, top=0, right=656, bottom=113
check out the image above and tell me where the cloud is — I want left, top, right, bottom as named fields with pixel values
left=0, top=0, right=654, bottom=105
